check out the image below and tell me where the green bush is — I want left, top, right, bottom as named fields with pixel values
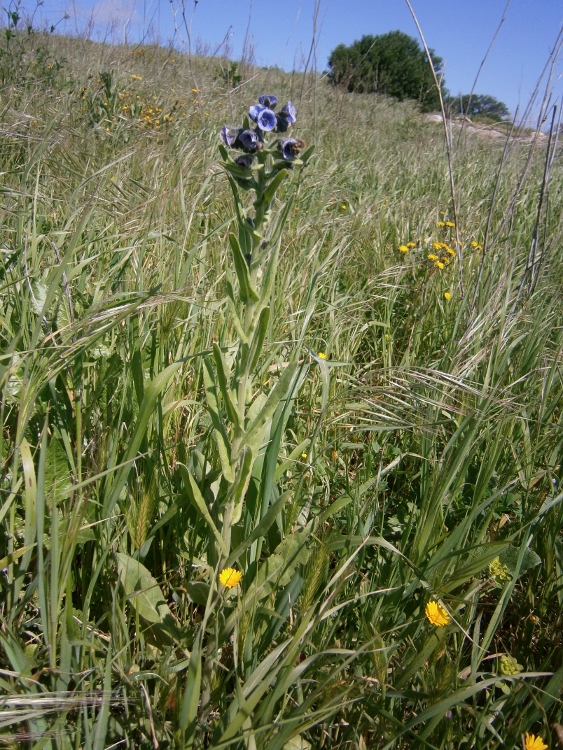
left=446, top=93, right=510, bottom=122
left=328, top=30, right=444, bottom=112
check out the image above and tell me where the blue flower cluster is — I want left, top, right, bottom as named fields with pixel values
left=220, top=94, right=301, bottom=168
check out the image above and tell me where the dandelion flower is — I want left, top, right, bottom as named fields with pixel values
left=427, top=253, right=439, bottom=261
left=425, top=600, right=450, bottom=627
left=399, top=245, right=409, bottom=253
left=433, top=241, right=444, bottom=251
left=435, top=261, right=445, bottom=270
left=436, top=221, right=445, bottom=227
left=301, top=452, right=308, bottom=460
left=219, top=568, right=242, bottom=589
left=341, top=204, right=347, bottom=210
left=407, top=242, right=416, bottom=248
left=445, top=221, right=455, bottom=228
left=332, top=450, right=339, bottom=459
left=445, top=246, right=456, bottom=256
left=444, top=292, right=451, bottom=300
left=318, top=352, right=327, bottom=360
left=524, top=734, right=547, bottom=750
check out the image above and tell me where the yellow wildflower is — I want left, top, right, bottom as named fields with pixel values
left=436, top=220, right=445, bottom=227
left=341, top=204, right=347, bottom=210
left=407, top=241, right=416, bottom=248
left=445, top=246, right=456, bottom=256
left=435, top=261, right=445, bottom=270
left=219, top=568, right=242, bottom=589
left=399, top=245, right=409, bottom=253
left=499, top=655, right=523, bottom=675
left=524, top=734, right=547, bottom=750
left=445, top=221, right=455, bottom=228
left=427, top=253, right=438, bottom=261
left=318, top=352, right=327, bottom=360
left=301, top=452, right=308, bottom=460
left=489, top=557, right=511, bottom=582
left=433, top=241, right=444, bottom=251
left=332, top=450, right=339, bottom=459
left=425, top=600, right=450, bottom=627
left=444, top=292, right=451, bottom=300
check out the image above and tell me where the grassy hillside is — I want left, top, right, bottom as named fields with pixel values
left=1, top=31, right=562, bottom=749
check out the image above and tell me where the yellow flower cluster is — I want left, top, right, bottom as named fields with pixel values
left=471, top=240, right=483, bottom=251
left=499, top=654, right=523, bottom=675
left=489, top=556, right=511, bottom=582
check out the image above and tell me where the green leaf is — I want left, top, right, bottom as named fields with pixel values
left=213, top=343, right=240, bottom=429
left=241, top=360, right=298, bottom=457
left=229, top=232, right=259, bottom=303
left=203, top=357, right=234, bottom=483
left=499, top=545, right=541, bottom=574
left=116, top=552, right=172, bottom=624
left=179, top=463, right=229, bottom=557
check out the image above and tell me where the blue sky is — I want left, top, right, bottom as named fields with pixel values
left=21, top=0, right=563, bottom=119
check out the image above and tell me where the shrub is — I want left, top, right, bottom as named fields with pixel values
left=328, top=30, right=445, bottom=112
left=446, top=93, right=510, bottom=122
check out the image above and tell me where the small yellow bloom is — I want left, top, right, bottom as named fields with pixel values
left=318, top=352, right=327, bottom=360
left=444, top=292, right=451, bottom=300
left=341, top=204, right=347, bottom=210
left=219, top=568, right=242, bottom=589
left=435, top=261, right=445, bottom=270
left=398, top=245, right=409, bottom=253
left=407, top=241, right=416, bottom=248
left=425, top=600, right=450, bottom=626
left=433, top=241, right=444, bottom=251
left=499, top=654, right=523, bottom=675
left=436, top=221, right=445, bottom=227
left=427, top=253, right=438, bottom=261
left=489, top=556, right=511, bottom=582
left=445, top=221, right=455, bottom=228
left=471, top=240, right=479, bottom=248
left=301, top=452, right=308, bottom=460
left=331, top=450, right=339, bottom=459
left=445, top=246, right=456, bottom=256
left=524, top=733, right=547, bottom=750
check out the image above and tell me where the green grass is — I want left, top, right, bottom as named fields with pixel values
left=0, top=30, right=562, bottom=749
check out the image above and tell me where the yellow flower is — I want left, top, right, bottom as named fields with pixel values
left=318, top=352, right=327, bottom=360
left=219, top=568, right=242, bottom=589
left=499, top=654, right=523, bottom=675
left=437, top=220, right=445, bottom=227
left=489, top=556, right=511, bottom=582
left=301, top=452, right=308, bottom=460
left=433, top=241, right=444, bottom=251
left=427, top=253, right=438, bottom=261
left=524, top=733, right=547, bottom=750
left=331, top=450, right=339, bottom=459
left=445, top=221, right=455, bottom=228
left=399, top=245, right=409, bottom=253
left=444, top=292, right=451, bottom=300
left=341, top=204, right=347, bottom=210
left=445, top=246, right=456, bottom=256
left=407, top=241, right=416, bottom=248
left=425, top=600, right=450, bottom=626
left=435, top=261, right=445, bottom=270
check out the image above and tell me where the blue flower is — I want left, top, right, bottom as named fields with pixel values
left=249, top=104, right=277, bottom=132
left=239, top=129, right=260, bottom=149
left=276, top=101, right=297, bottom=132
left=258, top=94, right=278, bottom=108
left=220, top=125, right=240, bottom=147
left=281, top=101, right=296, bottom=123
left=280, top=138, right=300, bottom=160
left=235, top=154, right=254, bottom=169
